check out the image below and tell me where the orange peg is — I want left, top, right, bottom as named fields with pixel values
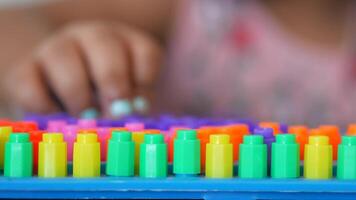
left=347, top=124, right=356, bottom=136
left=288, top=125, right=308, bottom=160
left=319, top=125, right=341, bottom=160
left=197, top=126, right=219, bottom=171
left=217, top=124, right=249, bottom=161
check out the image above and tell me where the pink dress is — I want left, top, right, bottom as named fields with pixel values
left=155, top=0, right=356, bottom=126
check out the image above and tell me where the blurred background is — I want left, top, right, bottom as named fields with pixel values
left=0, top=0, right=354, bottom=127
left=0, top=0, right=46, bottom=7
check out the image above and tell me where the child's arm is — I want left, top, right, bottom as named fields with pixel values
left=0, top=0, right=176, bottom=116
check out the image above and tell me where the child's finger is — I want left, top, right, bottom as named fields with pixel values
left=127, top=34, right=162, bottom=114
left=75, top=28, right=133, bottom=115
left=37, top=36, right=94, bottom=115
left=132, top=90, right=154, bottom=114
left=116, top=26, right=163, bottom=90
left=5, top=60, right=59, bottom=113
left=111, top=26, right=162, bottom=115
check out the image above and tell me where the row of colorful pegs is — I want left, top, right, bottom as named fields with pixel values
left=2, top=119, right=356, bottom=167
left=1, top=129, right=356, bottom=179
left=2, top=117, right=356, bottom=163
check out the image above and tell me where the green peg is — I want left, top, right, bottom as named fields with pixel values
left=139, top=134, right=167, bottom=178
left=173, top=129, right=200, bottom=176
left=238, top=135, right=267, bottom=178
left=106, top=131, right=135, bottom=176
left=4, top=133, right=33, bottom=177
left=337, top=136, right=356, bottom=180
left=271, top=134, right=300, bottom=178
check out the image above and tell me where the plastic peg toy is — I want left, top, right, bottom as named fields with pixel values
left=47, top=120, right=67, bottom=132
left=4, top=133, right=33, bottom=177
left=173, top=129, right=200, bottom=176
left=78, top=128, right=97, bottom=133
left=97, top=127, right=110, bottom=161
left=217, top=124, right=249, bottom=161
left=38, top=133, right=67, bottom=178
left=23, top=121, right=38, bottom=131
left=62, top=125, right=78, bottom=161
left=221, top=124, right=250, bottom=135
left=0, top=120, right=12, bottom=127
left=11, top=122, right=24, bottom=132
left=11, top=122, right=23, bottom=132
left=131, top=130, right=159, bottom=174
left=197, top=126, right=219, bottom=170
left=168, top=126, right=188, bottom=163
left=347, top=124, right=356, bottom=135
left=0, top=126, right=12, bottom=169
left=139, top=134, right=167, bottom=178
left=29, top=130, right=44, bottom=173
left=78, top=119, right=97, bottom=129
left=337, top=136, right=356, bottom=180
left=271, top=134, right=300, bottom=178
left=288, top=125, right=308, bottom=160
left=205, top=134, right=233, bottom=178
left=73, top=133, right=101, bottom=177
left=239, top=135, right=267, bottom=179
left=14, top=121, right=38, bottom=132
left=304, top=136, right=332, bottom=179
left=253, top=127, right=275, bottom=163
left=259, top=122, right=281, bottom=135
left=105, top=127, right=128, bottom=155
left=109, top=127, right=128, bottom=134
left=319, top=125, right=341, bottom=160
left=132, top=131, right=145, bottom=174
left=106, top=131, right=135, bottom=177
left=279, top=123, right=289, bottom=133
left=142, top=129, right=161, bottom=134
left=253, top=127, right=274, bottom=139
left=125, top=122, right=145, bottom=132
left=309, top=128, right=322, bottom=136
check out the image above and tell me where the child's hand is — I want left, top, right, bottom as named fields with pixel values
left=4, top=21, right=163, bottom=116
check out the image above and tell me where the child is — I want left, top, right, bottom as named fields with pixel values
left=0, top=0, right=354, bottom=126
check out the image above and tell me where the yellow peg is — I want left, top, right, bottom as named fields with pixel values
left=0, top=126, right=12, bottom=169
left=73, top=133, right=101, bottom=177
left=205, top=134, right=233, bottom=178
left=132, top=132, right=145, bottom=174
left=38, top=133, right=67, bottom=177
left=304, top=136, right=332, bottom=179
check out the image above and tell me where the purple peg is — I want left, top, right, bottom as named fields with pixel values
left=111, top=120, right=125, bottom=127
left=253, top=127, right=274, bottom=139
left=280, top=123, right=289, bottom=133
left=254, top=127, right=275, bottom=166
left=97, top=119, right=113, bottom=127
